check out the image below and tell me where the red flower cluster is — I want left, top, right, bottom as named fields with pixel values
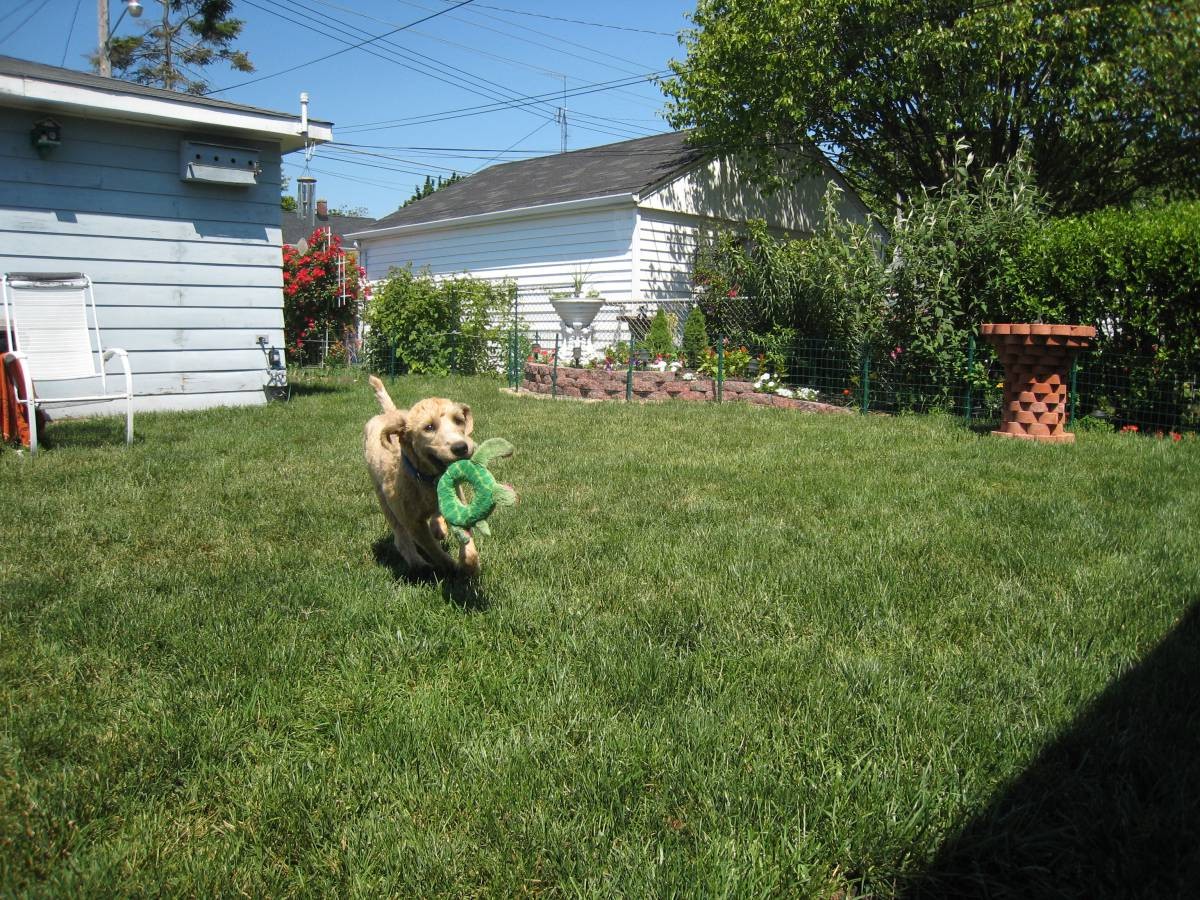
left=282, top=227, right=368, bottom=358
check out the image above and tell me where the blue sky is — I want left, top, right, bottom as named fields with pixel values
left=2, top=0, right=696, bottom=219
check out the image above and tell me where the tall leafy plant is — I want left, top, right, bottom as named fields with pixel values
left=283, top=228, right=367, bottom=365
left=363, top=268, right=515, bottom=375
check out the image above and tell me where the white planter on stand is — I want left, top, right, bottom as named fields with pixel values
left=550, top=296, right=604, bottom=364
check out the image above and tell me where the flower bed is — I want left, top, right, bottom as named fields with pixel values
left=521, top=363, right=852, bottom=414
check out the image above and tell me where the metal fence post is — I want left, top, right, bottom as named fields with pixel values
left=860, top=346, right=871, bottom=414
left=965, top=333, right=975, bottom=424
left=625, top=349, right=634, bottom=401
left=449, top=329, right=459, bottom=375
left=551, top=334, right=560, bottom=399
left=389, top=342, right=396, bottom=378
left=717, top=335, right=725, bottom=403
left=1069, top=355, right=1079, bottom=431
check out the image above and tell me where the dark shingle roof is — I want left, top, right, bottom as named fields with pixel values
left=284, top=212, right=375, bottom=246
left=362, top=131, right=706, bottom=232
left=0, top=55, right=332, bottom=124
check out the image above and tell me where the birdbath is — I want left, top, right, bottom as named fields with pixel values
left=980, top=323, right=1096, bottom=444
left=550, top=296, right=604, bottom=363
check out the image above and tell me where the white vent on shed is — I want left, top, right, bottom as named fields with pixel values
left=180, top=140, right=261, bottom=185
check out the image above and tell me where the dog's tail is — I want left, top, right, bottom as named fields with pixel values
left=368, top=374, right=397, bottom=412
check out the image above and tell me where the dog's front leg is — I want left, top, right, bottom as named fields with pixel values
left=411, top=521, right=465, bottom=576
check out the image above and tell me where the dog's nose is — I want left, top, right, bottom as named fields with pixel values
left=451, top=441, right=470, bottom=458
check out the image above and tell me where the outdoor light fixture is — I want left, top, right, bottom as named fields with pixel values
left=30, top=118, right=61, bottom=158
left=100, top=0, right=144, bottom=77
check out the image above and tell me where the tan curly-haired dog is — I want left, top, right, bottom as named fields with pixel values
left=364, top=375, right=479, bottom=577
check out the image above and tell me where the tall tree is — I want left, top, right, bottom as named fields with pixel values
left=107, top=0, right=252, bottom=95
left=663, top=0, right=1200, bottom=213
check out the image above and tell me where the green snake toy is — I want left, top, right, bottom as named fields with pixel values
left=436, top=438, right=518, bottom=545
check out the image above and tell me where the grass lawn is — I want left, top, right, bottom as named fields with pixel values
left=2, top=373, right=1198, bottom=897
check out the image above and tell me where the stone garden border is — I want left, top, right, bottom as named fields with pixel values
left=521, top=362, right=852, bottom=415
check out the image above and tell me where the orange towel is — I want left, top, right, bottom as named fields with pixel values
left=1, top=353, right=32, bottom=448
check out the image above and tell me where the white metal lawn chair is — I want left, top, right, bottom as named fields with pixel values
left=1, top=272, right=133, bottom=454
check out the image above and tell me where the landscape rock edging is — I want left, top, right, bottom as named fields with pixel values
left=521, top=363, right=852, bottom=415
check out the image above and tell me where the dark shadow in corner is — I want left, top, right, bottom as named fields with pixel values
left=904, top=601, right=1200, bottom=899
left=371, top=535, right=491, bottom=612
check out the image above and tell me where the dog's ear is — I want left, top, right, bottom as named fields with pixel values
left=458, top=403, right=473, bottom=436
left=379, top=410, right=407, bottom=451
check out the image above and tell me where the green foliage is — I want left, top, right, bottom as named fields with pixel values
left=697, top=344, right=752, bottom=379
left=681, top=306, right=710, bottom=366
left=1015, top=201, right=1200, bottom=362
left=663, top=0, right=1200, bottom=213
left=692, top=192, right=889, bottom=351
left=884, top=144, right=1046, bottom=387
left=642, top=308, right=676, bottom=358
left=105, top=0, right=253, bottom=94
left=363, top=268, right=514, bottom=375
left=403, top=173, right=465, bottom=208
left=695, top=147, right=1046, bottom=393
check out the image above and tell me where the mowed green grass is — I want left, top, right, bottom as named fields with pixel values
left=1, top=374, right=1197, bottom=897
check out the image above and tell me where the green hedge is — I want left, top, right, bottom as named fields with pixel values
left=363, top=267, right=516, bottom=375
left=1016, top=200, right=1200, bottom=363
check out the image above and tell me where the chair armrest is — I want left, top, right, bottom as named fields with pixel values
left=102, top=348, right=133, bottom=396
left=3, top=349, right=27, bottom=364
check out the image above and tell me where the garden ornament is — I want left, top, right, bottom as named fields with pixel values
left=436, top=438, right=518, bottom=545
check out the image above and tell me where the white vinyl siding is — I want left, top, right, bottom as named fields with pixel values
left=638, top=155, right=872, bottom=229
left=0, top=109, right=283, bottom=416
left=361, top=203, right=636, bottom=340
left=634, top=209, right=707, bottom=303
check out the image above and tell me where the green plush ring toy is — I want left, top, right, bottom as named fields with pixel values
left=437, top=438, right=517, bottom=545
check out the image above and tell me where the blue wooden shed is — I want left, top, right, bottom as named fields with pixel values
left=0, top=55, right=332, bottom=415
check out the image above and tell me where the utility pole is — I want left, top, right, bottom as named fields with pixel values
left=98, top=0, right=110, bottom=76
left=556, top=76, right=567, bottom=153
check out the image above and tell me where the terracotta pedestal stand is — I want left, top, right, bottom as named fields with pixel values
left=980, top=323, right=1096, bottom=444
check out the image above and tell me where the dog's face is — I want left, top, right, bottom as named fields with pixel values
left=380, top=398, right=474, bottom=475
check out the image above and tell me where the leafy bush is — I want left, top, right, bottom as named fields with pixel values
left=363, top=267, right=515, bottom=375
left=1015, top=200, right=1200, bottom=363
left=693, top=145, right=1046, bottom=398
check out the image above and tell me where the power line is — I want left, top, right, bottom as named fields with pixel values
left=338, top=70, right=669, bottom=132
left=250, top=0, right=649, bottom=142
left=203, top=0, right=477, bottom=95
left=0, top=0, right=51, bottom=46
left=61, top=0, right=83, bottom=66
left=466, top=4, right=678, bottom=37
left=392, top=0, right=652, bottom=79
left=469, top=120, right=554, bottom=172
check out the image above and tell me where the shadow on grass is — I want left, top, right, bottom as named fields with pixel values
left=371, top=536, right=490, bottom=612
left=286, top=381, right=343, bottom=397
left=905, top=601, right=1200, bottom=899
left=27, top=417, right=131, bottom=452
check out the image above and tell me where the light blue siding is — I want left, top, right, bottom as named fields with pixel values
left=0, top=109, right=285, bottom=415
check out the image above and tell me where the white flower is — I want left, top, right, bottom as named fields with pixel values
left=796, top=387, right=819, bottom=401
left=682, top=372, right=696, bottom=382
left=650, top=359, right=668, bottom=372
left=775, top=387, right=795, bottom=398
left=669, top=360, right=682, bottom=371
